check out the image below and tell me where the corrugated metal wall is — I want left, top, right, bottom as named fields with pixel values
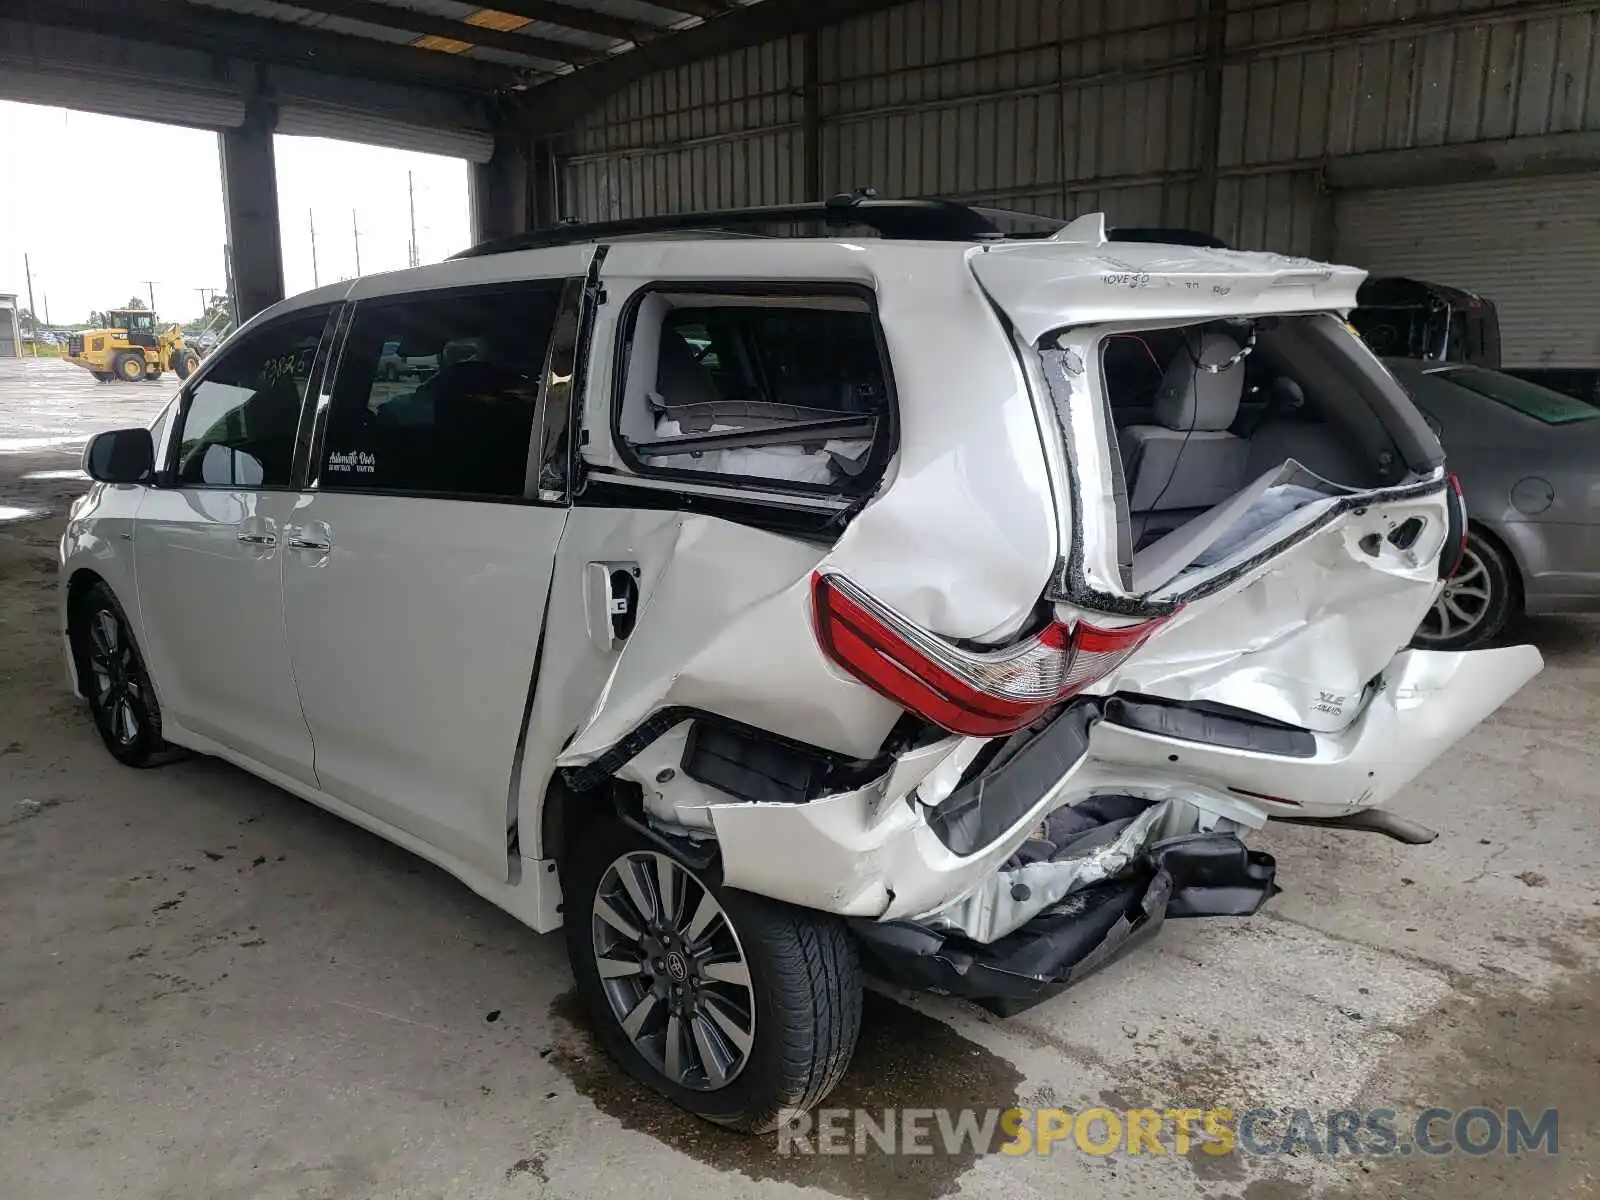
left=562, top=0, right=1600, bottom=254
left=565, top=35, right=807, bottom=217
left=1336, top=174, right=1600, bottom=365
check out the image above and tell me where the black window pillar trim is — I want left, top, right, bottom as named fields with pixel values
left=297, top=301, right=355, bottom=492
left=533, top=251, right=606, bottom=505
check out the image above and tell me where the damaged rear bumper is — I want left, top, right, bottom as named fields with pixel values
left=851, top=831, right=1277, bottom=1015
left=661, top=643, right=1538, bottom=1008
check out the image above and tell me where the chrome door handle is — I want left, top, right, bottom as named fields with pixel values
left=287, top=535, right=331, bottom=552
left=236, top=532, right=277, bottom=546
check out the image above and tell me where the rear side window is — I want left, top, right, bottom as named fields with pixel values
left=172, top=308, right=329, bottom=488
left=613, top=289, right=893, bottom=494
left=317, top=284, right=562, bottom=500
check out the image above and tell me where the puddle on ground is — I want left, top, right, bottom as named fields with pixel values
left=21, top=469, right=87, bottom=481
left=0, top=505, right=45, bottom=524
left=548, top=989, right=1024, bottom=1200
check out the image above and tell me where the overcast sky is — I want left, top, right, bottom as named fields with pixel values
left=0, top=100, right=471, bottom=326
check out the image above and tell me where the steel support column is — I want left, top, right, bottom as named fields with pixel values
left=472, top=133, right=532, bottom=241
left=219, top=97, right=285, bottom=321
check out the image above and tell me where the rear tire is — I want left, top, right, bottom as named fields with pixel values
left=145, top=370, right=162, bottom=383
left=69, top=582, right=182, bottom=767
left=1413, top=527, right=1517, bottom=650
left=563, top=813, right=862, bottom=1133
left=113, top=351, right=146, bottom=383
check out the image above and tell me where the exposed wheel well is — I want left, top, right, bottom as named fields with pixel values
left=539, top=774, right=718, bottom=875
left=540, top=775, right=604, bottom=868
left=64, top=570, right=110, bottom=690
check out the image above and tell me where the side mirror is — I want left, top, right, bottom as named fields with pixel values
left=83, top=427, right=155, bottom=485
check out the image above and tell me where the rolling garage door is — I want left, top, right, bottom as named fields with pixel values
left=1334, top=175, right=1600, bottom=368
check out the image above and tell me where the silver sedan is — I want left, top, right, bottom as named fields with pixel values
left=1387, top=360, right=1600, bottom=649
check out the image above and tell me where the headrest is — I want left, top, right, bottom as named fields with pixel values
left=654, top=330, right=722, bottom=421
left=1270, top=375, right=1307, bottom=413
left=1153, top=333, right=1246, bottom=432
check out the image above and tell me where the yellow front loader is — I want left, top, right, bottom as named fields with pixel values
left=63, top=310, right=199, bottom=384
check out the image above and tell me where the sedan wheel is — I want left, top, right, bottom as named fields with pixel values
left=1413, top=529, right=1516, bottom=651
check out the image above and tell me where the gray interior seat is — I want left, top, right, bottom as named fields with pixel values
left=653, top=330, right=724, bottom=432
left=1245, top=381, right=1368, bottom=484
left=1119, top=334, right=1252, bottom=537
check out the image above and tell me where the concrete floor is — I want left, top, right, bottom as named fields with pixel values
left=1, top=355, right=1596, bottom=1200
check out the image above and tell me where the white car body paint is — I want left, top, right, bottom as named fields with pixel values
left=60, top=221, right=1542, bottom=959
left=966, top=238, right=1365, bottom=344
left=279, top=492, right=567, bottom=881
left=577, top=240, right=1060, bottom=639
left=1091, top=490, right=1452, bottom=731
left=1086, top=645, right=1545, bottom=819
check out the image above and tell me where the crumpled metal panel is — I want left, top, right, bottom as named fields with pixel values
left=1098, top=495, right=1448, bottom=733
left=968, top=235, right=1366, bottom=345
left=921, top=801, right=1171, bottom=943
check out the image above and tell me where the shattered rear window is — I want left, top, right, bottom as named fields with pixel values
left=1432, top=367, right=1599, bottom=425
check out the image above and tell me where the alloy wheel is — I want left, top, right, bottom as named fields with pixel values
left=590, top=851, right=756, bottom=1091
left=1419, top=544, right=1492, bottom=643
left=87, top=606, right=142, bottom=746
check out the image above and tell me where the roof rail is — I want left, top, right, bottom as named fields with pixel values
left=453, top=192, right=1013, bottom=258
left=451, top=195, right=1233, bottom=258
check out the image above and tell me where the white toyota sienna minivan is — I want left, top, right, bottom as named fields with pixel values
left=60, top=197, right=1542, bottom=1132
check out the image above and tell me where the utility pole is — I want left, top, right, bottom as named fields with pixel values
left=42, top=294, right=50, bottom=328
left=352, top=209, right=361, bottom=276
left=142, top=279, right=157, bottom=313
left=23, top=253, right=37, bottom=324
left=309, top=209, right=320, bottom=287
left=408, top=171, right=418, bottom=268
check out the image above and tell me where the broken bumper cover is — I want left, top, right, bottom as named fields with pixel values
left=708, top=703, right=1103, bottom=919
left=851, top=832, right=1278, bottom=1015
left=1090, top=645, right=1544, bottom=818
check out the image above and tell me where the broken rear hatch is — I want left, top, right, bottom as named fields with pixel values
left=967, top=229, right=1543, bottom=816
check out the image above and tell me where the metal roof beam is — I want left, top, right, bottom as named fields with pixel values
left=10, top=0, right=521, bottom=93
left=471, top=1, right=666, bottom=44
left=522, top=0, right=907, bottom=132
left=283, top=0, right=602, bottom=66
left=656, top=1, right=739, bottom=18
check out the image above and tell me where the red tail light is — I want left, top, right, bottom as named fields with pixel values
left=811, top=572, right=1169, bottom=738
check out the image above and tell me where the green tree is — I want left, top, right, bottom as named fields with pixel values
left=126, top=296, right=148, bottom=310
left=204, top=291, right=233, bottom=325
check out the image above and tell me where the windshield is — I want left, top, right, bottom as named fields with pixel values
left=1432, top=366, right=1599, bottom=424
